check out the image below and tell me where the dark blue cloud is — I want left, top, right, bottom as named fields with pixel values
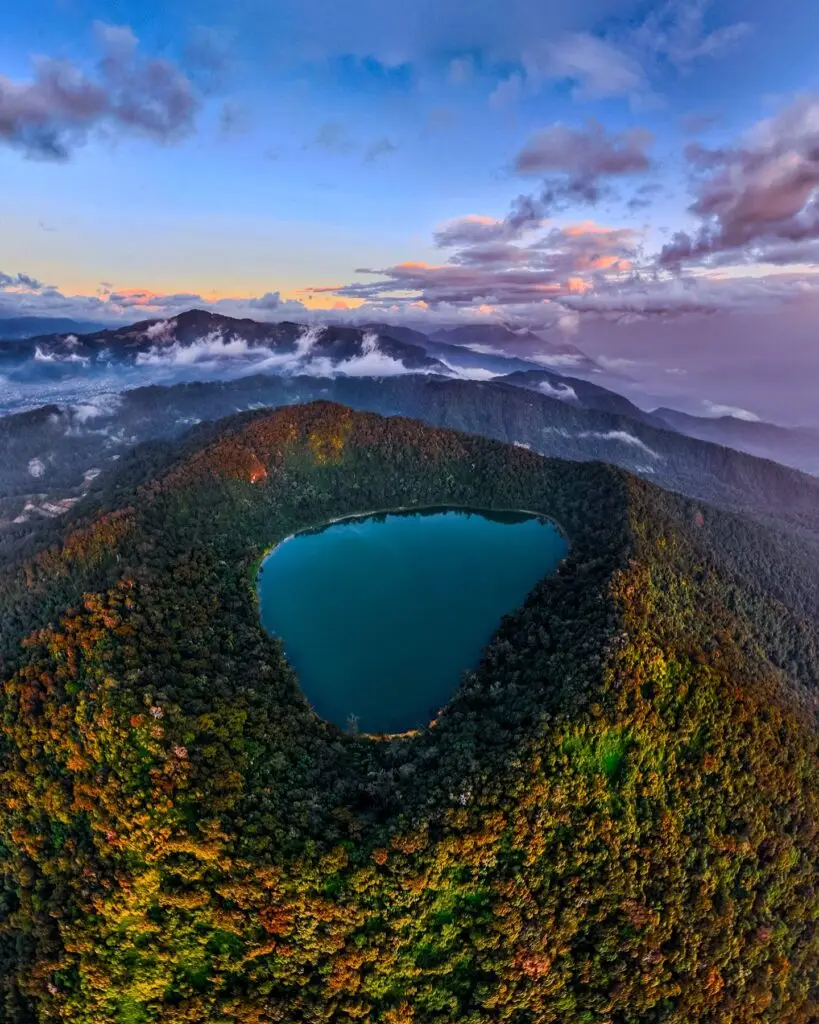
left=0, top=21, right=200, bottom=160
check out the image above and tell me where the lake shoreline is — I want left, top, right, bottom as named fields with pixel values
left=255, top=503, right=570, bottom=576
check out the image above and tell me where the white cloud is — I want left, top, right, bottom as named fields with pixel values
left=579, top=429, right=662, bottom=458
left=71, top=393, right=123, bottom=423
left=304, top=330, right=428, bottom=378
left=131, top=325, right=437, bottom=382
left=135, top=330, right=263, bottom=367
left=597, top=355, right=642, bottom=371
left=526, top=33, right=647, bottom=101
left=448, top=56, right=474, bottom=85
left=144, top=318, right=177, bottom=341
left=701, top=400, right=760, bottom=421
left=529, top=352, right=587, bottom=368
left=537, top=379, right=578, bottom=402
left=438, top=360, right=501, bottom=381
left=464, top=342, right=502, bottom=356
left=32, top=344, right=88, bottom=365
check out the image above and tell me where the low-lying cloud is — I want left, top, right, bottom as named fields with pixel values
left=701, top=400, right=760, bottom=421
left=0, top=324, right=449, bottom=418
left=71, top=393, right=124, bottom=423
left=537, top=379, right=578, bottom=402
left=579, top=429, right=662, bottom=459
left=132, top=325, right=436, bottom=381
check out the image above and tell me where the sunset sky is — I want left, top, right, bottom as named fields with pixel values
left=2, top=1, right=819, bottom=422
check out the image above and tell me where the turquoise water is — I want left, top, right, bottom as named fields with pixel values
left=258, top=507, right=568, bottom=734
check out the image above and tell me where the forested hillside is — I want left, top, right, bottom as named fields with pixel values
left=4, top=373, right=819, bottom=570
left=0, top=402, right=817, bottom=1023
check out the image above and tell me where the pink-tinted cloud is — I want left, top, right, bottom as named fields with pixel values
left=556, top=271, right=819, bottom=317
left=434, top=215, right=510, bottom=248
left=661, top=94, right=819, bottom=267
left=0, top=275, right=312, bottom=323
left=311, top=221, right=638, bottom=310
left=434, top=196, right=548, bottom=247
left=515, top=120, right=653, bottom=181
left=511, top=120, right=653, bottom=217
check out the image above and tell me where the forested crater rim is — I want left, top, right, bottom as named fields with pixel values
left=255, top=505, right=571, bottom=738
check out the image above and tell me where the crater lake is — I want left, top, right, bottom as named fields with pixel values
left=258, top=507, right=568, bottom=734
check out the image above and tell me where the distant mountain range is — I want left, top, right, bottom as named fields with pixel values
left=0, top=310, right=815, bottom=531
left=653, top=406, right=819, bottom=476
left=0, top=311, right=602, bottom=377
left=2, top=370, right=819, bottom=570
left=361, top=322, right=565, bottom=377
left=499, top=369, right=662, bottom=427
left=0, top=309, right=446, bottom=373
left=0, top=315, right=112, bottom=340
left=429, top=324, right=598, bottom=371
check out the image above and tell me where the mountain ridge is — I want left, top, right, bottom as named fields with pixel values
left=2, top=309, right=815, bottom=479
left=430, top=323, right=595, bottom=367
left=0, top=309, right=447, bottom=374
left=3, top=372, right=819, bottom=571
left=654, top=405, right=819, bottom=475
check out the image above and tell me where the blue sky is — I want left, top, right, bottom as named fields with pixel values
left=4, top=0, right=819, bottom=338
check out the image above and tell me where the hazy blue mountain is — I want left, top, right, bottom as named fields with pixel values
left=655, top=406, right=819, bottom=476
left=0, top=310, right=446, bottom=371
left=430, top=324, right=599, bottom=371
left=499, top=369, right=663, bottom=426
left=0, top=316, right=111, bottom=340
left=3, top=372, right=819, bottom=566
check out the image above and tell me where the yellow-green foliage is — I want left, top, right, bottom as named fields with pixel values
left=1, top=403, right=817, bottom=1023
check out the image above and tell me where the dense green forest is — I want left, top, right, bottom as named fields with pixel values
left=0, top=402, right=817, bottom=1023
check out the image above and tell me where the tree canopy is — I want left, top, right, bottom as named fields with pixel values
left=1, top=402, right=817, bottom=1023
